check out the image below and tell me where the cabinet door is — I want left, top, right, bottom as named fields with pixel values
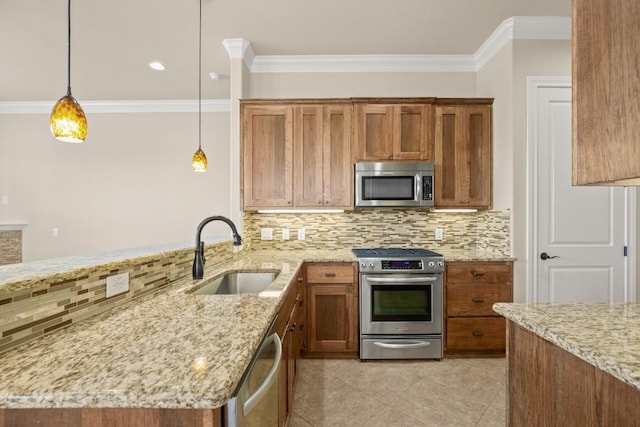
left=393, top=104, right=433, bottom=161
left=354, top=104, right=394, bottom=160
left=306, top=283, right=356, bottom=352
left=434, top=105, right=492, bottom=208
left=322, top=105, right=353, bottom=208
left=293, top=105, right=353, bottom=209
left=572, top=0, right=640, bottom=185
left=293, top=106, right=324, bottom=207
left=242, top=105, right=294, bottom=209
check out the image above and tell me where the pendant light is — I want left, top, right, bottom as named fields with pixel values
left=191, top=0, right=207, bottom=172
left=50, top=0, right=87, bottom=143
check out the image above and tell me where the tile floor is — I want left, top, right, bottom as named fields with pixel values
left=290, top=357, right=506, bottom=427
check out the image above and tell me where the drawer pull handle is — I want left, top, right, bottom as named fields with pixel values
left=472, top=297, right=485, bottom=303
left=472, top=271, right=485, bottom=277
left=297, top=277, right=303, bottom=283
left=472, top=331, right=485, bottom=337
left=324, top=273, right=336, bottom=278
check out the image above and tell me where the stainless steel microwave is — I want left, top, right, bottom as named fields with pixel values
left=355, top=161, right=434, bottom=208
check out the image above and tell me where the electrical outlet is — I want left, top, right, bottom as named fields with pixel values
left=281, top=228, right=290, bottom=240
left=260, top=228, right=274, bottom=240
left=52, top=228, right=59, bottom=237
left=434, top=227, right=444, bottom=241
left=297, top=228, right=306, bottom=240
left=1, top=195, right=8, bottom=204
left=106, top=272, right=130, bottom=298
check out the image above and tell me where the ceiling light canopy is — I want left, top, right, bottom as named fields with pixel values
left=50, top=0, right=87, bottom=143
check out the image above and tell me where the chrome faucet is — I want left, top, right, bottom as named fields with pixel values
left=192, top=216, right=242, bottom=279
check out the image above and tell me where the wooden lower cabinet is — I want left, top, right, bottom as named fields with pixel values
left=305, top=263, right=358, bottom=354
left=508, top=322, right=640, bottom=425
left=445, top=261, right=513, bottom=355
left=277, top=270, right=304, bottom=426
left=0, top=408, right=222, bottom=427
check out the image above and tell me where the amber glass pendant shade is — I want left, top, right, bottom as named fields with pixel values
left=192, top=148, right=207, bottom=172
left=50, top=94, right=88, bottom=143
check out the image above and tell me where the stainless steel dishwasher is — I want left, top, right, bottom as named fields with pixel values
left=224, top=321, right=282, bottom=426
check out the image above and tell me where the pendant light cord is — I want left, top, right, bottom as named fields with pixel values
left=198, top=0, right=202, bottom=150
left=66, top=0, right=72, bottom=96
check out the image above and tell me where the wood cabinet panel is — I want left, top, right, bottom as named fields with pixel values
left=508, top=322, right=640, bottom=425
left=446, top=262, right=512, bottom=284
left=353, top=100, right=434, bottom=161
left=445, top=261, right=512, bottom=355
left=572, top=0, right=640, bottom=185
left=305, top=263, right=357, bottom=354
left=446, top=317, right=506, bottom=351
left=241, top=105, right=294, bottom=209
left=0, top=408, right=221, bottom=427
left=434, top=103, right=492, bottom=208
left=446, top=283, right=511, bottom=316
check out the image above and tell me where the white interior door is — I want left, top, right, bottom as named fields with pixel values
left=528, top=77, right=635, bottom=303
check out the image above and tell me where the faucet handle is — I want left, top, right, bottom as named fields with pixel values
left=200, top=241, right=206, bottom=264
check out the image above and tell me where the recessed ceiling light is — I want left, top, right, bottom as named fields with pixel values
left=149, top=61, right=166, bottom=71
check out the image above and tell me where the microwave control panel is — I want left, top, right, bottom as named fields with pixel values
left=422, top=176, right=433, bottom=201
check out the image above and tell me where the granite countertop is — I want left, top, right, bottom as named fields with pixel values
left=0, top=249, right=355, bottom=409
left=493, top=302, right=640, bottom=391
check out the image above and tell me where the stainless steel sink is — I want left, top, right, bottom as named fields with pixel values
left=191, top=271, right=279, bottom=295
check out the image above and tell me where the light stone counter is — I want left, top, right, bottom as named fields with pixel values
left=0, top=249, right=355, bottom=409
left=493, top=302, right=640, bottom=391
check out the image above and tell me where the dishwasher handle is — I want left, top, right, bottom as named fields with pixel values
left=242, top=333, right=282, bottom=416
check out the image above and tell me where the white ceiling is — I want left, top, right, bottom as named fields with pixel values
left=0, top=0, right=570, bottom=102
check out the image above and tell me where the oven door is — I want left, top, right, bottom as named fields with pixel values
left=360, top=274, right=442, bottom=335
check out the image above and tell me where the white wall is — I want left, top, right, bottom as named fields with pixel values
left=0, top=112, right=231, bottom=261
left=478, top=39, right=572, bottom=302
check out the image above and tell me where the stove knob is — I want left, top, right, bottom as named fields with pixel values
left=360, top=263, right=367, bottom=269
left=437, top=261, right=444, bottom=267
left=428, top=261, right=435, bottom=268
left=369, top=263, right=375, bottom=268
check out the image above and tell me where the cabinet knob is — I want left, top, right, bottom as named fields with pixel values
left=317, top=200, right=322, bottom=204
left=297, top=277, right=303, bottom=282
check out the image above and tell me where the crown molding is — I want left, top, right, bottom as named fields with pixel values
left=233, top=16, right=570, bottom=74
left=474, top=16, right=571, bottom=69
left=0, top=99, right=231, bottom=115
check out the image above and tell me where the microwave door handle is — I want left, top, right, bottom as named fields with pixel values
left=415, top=174, right=421, bottom=202
left=366, top=276, right=437, bottom=284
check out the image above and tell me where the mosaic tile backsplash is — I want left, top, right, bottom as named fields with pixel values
left=243, top=209, right=511, bottom=256
left=0, top=230, right=21, bottom=266
left=0, top=241, right=235, bottom=354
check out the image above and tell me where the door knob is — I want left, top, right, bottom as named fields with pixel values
left=540, top=252, right=559, bottom=260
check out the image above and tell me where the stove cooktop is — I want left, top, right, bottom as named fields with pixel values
left=352, top=248, right=443, bottom=258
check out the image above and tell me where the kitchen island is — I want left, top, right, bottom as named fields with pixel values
left=493, top=303, right=640, bottom=426
left=0, top=249, right=355, bottom=426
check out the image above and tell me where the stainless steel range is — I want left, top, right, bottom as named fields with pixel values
left=353, top=248, right=444, bottom=360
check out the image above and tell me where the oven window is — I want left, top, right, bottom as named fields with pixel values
left=362, top=176, right=415, bottom=200
left=371, top=285, right=432, bottom=321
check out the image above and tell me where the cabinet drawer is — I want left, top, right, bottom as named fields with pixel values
left=446, top=283, right=511, bottom=316
left=307, top=263, right=354, bottom=283
left=446, top=262, right=512, bottom=283
left=446, top=318, right=506, bottom=351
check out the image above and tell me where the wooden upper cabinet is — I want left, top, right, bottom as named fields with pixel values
left=434, top=102, right=492, bottom=209
left=293, top=104, right=352, bottom=209
left=572, top=0, right=640, bottom=185
left=241, top=105, right=294, bottom=209
left=353, top=99, right=434, bottom=161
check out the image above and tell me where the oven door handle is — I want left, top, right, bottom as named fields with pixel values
left=366, top=276, right=437, bottom=284
left=373, top=340, right=432, bottom=349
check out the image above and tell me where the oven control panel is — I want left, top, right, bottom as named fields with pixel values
left=381, top=260, right=423, bottom=270
left=358, top=258, right=444, bottom=273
